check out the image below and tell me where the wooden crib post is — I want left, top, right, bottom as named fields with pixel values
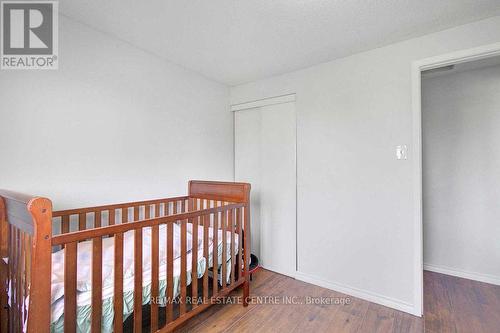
left=26, top=197, right=53, bottom=333
left=243, top=200, right=251, bottom=307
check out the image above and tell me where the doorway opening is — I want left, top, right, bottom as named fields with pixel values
left=412, top=43, right=500, bottom=323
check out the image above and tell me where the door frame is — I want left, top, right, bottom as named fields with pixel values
left=231, top=93, right=298, bottom=274
left=411, top=42, right=500, bottom=316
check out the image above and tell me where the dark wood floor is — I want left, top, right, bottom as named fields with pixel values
left=424, top=271, right=500, bottom=332
left=174, top=269, right=500, bottom=333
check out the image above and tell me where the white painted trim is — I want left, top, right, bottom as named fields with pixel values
left=411, top=60, right=424, bottom=318
left=294, top=271, right=418, bottom=316
left=411, top=41, right=500, bottom=317
left=230, top=93, right=296, bottom=112
left=424, top=264, right=500, bottom=286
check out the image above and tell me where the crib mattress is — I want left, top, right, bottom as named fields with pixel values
left=49, top=224, right=239, bottom=333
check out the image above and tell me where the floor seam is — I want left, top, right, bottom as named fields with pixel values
left=220, top=305, right=259, bottom=333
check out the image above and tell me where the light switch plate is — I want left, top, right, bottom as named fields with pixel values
left=396, top=145, right=408, bottom=160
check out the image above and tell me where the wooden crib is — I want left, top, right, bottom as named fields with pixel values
left=0, top=180, right=251, bottom=332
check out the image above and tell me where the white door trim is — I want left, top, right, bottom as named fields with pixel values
left=230, top=93, right=296, bottom=112
left=411, top=41, right=500, bottom=317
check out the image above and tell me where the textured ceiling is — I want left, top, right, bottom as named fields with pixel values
left=60, top=0, right=500, bottom=85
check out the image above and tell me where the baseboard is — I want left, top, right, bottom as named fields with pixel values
left=424, top=263, right=500, bottom=286
left=294, top=271, right=419, bottom=316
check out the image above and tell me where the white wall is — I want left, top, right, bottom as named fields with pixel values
left=230, top=16, right=500, bottom=315
left=0, top=16, right=232, bottom=210
left=422, top=65, right=500, bottom=285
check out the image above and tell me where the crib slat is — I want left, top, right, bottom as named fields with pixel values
left=191, top=215, right=199, bottom=309
left=91, top=236, right=103, bottom=332
left=0, top=222, right=7, bottom=332
left=212, top=210, right=219, bottom=294
left=79, top=212, right=86, bottom=231
left=114, top=232, right=124, bottom=333
left=166, top=221, right=174, bottom=322
left=97, top=211, right=102, bottom=227
left=134, top=228, right=143, bottom=332
left=16, top=227, right=21, bottom=332
left=154, top=203, right=160, bottom=218
left=203, top=214, right=209, bottom=302
left=221, top=209, right=227, bottom=289
left=180, top=219, right=187, bottom=315
left=0, top=247, right=7, bottom=333
left=230, top=209, right=235, bottom=284
left=122, top=208, right=128, bottom=223
left=237, top=208, right=243, bottom=279
left=19, top=230, right=25, bottom=330
left=23, top=234, right=31, bottom=323
left=163, top=201, right=169, bottom=216
left=109, top=209, right=115, bottom=226
left=12, top=228, right=16, bottom=331
left=134, top=206, right=139, bottom=222
left=64, top=241, right=78, bottom=333
left=62, top=215, right=69, bottom=234
left=150, top=207, right=159, bottom=331
left=7, top=225, right=12, bottom=333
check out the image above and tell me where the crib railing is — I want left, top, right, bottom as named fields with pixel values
left=51, top=198, right=248, bottom=332
left=0, top=180, right=250, bottom=333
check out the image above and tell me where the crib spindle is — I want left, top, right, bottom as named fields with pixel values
left=7, top=225, right=13, bottom=333
left=133, top=228, right=143, bottom=333
left=221, top=209, right=227, bottom=289
left=79, top=212, right=86, bottom=231
left=203, top=214, right=209, bottom=302
left=180, top=219, right=187, bottom=315
left=91, top=236, right=103, bottom=332
left=23, top=234, right=32, bottom=323
left=122, top=208, right=128, bottom=224
left=237, top=208, right=243, bottom=279
left=62, top=215, right=69, bottom=234
left=150, top=208, right=159, bottom=331
left=109, top=209, right=115, bottom=226
left=114, top=232, right=124, bottom=333
left=230, top=208, right=235, bottom=284
left=191, top=215, right=199, bottom=309
left=166, top=221, right=174, bottom=323
left=134, top=206, right=139, bottom=222
left=64, top=242, right=78, bottom=333
left=212, top=209, right=219, bottom=294
left=14, top=227, right=19, bottom=332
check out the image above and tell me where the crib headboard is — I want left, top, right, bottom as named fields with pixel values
left=0, top=190, right=52, bottom=333
left=188, top=180, right=251, bottom=203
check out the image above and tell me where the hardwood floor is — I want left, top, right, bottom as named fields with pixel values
left=424, top=271, right=500, bottom=332
left=174, top=269, right=500, bottom=333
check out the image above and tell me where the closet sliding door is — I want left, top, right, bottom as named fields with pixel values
left=234, top=100, right=296, bottom=277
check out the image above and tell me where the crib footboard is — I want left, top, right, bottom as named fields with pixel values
left=0, top=190, right=53, bottom=333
